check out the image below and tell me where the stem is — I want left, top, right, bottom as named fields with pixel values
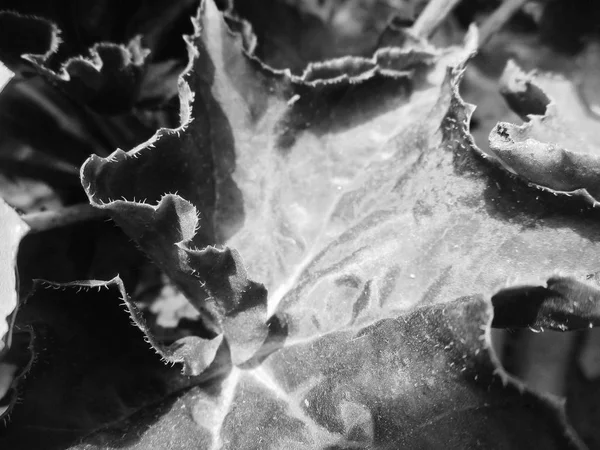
left=410, top=0, right=463, bottom=39
left=478, top=0, right=528, bottom=47
left=22, top=203, right=108, bottom=234
left=0, top=61, right=13, bottom=92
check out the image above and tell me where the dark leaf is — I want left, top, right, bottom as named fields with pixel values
left=230, top=0, right=422, bottom=72
left=0, top=12, right=147, bottom=113
left=74, top=294, right=587, bottom=450
left=0, top=278, right=229, bottom=450
left=0, top=8, right=187, bottom=204
left=0, top=0, right=199, bottom=110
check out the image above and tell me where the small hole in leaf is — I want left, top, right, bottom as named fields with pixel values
left=500, top=82, right=550, bottom=120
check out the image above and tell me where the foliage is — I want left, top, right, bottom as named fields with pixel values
left=1, top=0, right=600, bottom=449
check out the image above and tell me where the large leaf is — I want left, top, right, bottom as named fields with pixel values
left=74, top=277, right=600, bottom=449
left=75, top=0, right=600, bottom=447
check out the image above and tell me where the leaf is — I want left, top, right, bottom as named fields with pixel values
left=75, top=285, right=597, bottom=449
left=568, top=336, right=600, bottom=449
left=489, top=60, right=600, bottom=203
left=0, top=12, right=146, bottom=114
left=81, top=0, right=455, bottom=366
left=0, top=0, right=198, bottom=62
left=0, top=278, right=230, bottom=450
left=0, top=0, right=199, bottom=111
left=0, top=6, right=196, bottom=195
left=0, top=10, right=186, bottom=208
left=76, top=0, right=600, bottom=447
